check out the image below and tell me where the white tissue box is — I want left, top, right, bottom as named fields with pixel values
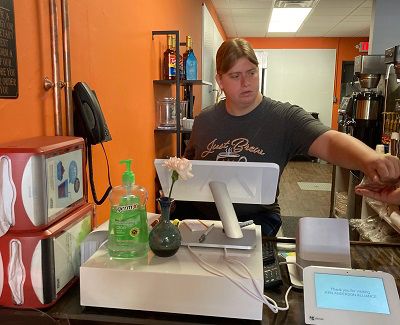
left=0, top=203, right=93, bottom=308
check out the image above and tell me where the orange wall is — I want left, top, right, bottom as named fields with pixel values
left=0, top=0, right=221, bottom=226
left=0, top=0, right=365, bottom=226
left=245, top=37, right=368, bottom=129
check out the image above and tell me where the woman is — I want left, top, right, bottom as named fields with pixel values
left=183, top=38, right=400, bottom=236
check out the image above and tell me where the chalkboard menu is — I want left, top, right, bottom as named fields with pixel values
left=0, top=0, right=17, bottom=98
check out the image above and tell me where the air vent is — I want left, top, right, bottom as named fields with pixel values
left=274, top=0, right=317, bottom=8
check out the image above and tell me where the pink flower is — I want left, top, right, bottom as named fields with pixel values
left=163, top=157, right=193, bottom=180
left=163, top=157, right=193, bottom=198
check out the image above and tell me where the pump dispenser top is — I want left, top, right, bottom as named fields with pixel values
left=120, top=159, right=135, bottom=186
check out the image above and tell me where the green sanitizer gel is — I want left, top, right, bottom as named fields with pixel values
left=108, top=159, right=149, bottom=258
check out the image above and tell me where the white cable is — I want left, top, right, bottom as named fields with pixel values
left=222, top=248, right=277, bottom=307
left=187, top=246, right=268, bottom=305
left=223, top=250, right=280, bottom=309
left=187, top=245, right=295, bottom=314
left=223, top=248, right=292, bottom=311
left=279, top=261, right=304, bottom=271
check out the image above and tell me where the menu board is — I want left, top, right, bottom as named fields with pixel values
left=0, top=0, right=17, bottom=98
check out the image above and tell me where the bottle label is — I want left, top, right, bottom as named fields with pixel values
left=110, top=204, right=148, bottom=245
left=186, top=53, right=197, bottom=80
left=115, top=204, right=138, bottom=213
left=168, top=55, right=176, bottom=77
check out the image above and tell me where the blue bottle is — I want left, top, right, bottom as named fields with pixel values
left=184, top=36, right=197, bottom=80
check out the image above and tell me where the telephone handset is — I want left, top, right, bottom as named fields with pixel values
left=73, top=82, right=111, bottom=145
left=72, top=81, right=112, bottom=205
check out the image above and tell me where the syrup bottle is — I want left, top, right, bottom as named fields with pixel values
left=172, top=34, right=183, bottom=79
left=163, top=34, right=176, bottom=80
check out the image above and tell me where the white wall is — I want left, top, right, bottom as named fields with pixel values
left=202, top=4, right=224, bottom=109
left=258, top=49, right=336, bottom=127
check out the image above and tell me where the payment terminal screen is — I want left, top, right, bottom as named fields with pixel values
left=314, top=273, right=390, bottom=314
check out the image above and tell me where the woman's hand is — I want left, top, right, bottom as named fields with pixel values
left=361, top=154, right=400, bottom=185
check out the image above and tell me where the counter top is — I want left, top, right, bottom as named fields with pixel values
left=1, top=240, right=399, bottom=325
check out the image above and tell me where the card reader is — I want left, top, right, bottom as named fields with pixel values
left=296, top=218, right=351, bottom=280
left=303, top=266, right=400, bottom=325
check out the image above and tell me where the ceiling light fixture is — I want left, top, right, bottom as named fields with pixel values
left=268, top=0, right=318, bottom=33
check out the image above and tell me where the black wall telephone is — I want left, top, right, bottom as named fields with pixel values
left=73, top=81, right=112, bottom=205
left=73, top=82, right=111, bottom=145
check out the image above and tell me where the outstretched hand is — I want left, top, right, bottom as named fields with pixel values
left=355, top=185, right=400, bottom=205
left=355, top=154, right=400, bottom=205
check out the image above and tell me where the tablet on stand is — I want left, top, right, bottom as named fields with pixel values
left=155, top=159, right=280, bottom=250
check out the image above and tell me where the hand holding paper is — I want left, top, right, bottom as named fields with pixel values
left=355, top=176, right=400, bottom=205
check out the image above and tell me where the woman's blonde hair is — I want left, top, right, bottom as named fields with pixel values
left=216, top=38, right=259, bottom=75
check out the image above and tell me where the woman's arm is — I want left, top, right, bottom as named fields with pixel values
left=308, top=130, right=400, bottom=183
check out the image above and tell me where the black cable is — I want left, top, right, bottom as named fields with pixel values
left=87, top=143, right=112, bottom=205
left=101, top=142, right=112, bottom=185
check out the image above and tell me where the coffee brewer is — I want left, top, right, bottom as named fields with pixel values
left=349, top=55, right=386, bottom=149
left=382, top=46, right=400, bottom=145
left=384, top=45, right=400, bottom=113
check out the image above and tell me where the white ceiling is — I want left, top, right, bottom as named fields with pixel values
left=211, top=0, right=373, bottom=38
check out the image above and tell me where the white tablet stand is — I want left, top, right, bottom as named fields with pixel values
left=155, top=159, right=280, bottom=249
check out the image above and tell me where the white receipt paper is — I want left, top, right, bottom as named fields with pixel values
left=182, top=220, right=208, bottom=232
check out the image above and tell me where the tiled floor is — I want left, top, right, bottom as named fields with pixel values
left=297, top=182, right=332, bottom=191
left=279, top=161, right=333, bottom=218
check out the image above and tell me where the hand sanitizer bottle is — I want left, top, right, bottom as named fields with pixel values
left=108, top=159, right=149, bottom=258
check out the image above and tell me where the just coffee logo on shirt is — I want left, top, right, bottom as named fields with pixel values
left=116, top=204, right=138, bottom=213
left=201, top=138, right=265, bottom=159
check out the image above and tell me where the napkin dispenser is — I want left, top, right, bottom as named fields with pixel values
left=0, top=136, right=86, bottom=235
left=0, top=203, right=93, bottom=308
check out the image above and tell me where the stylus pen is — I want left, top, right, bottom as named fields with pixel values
left=222, top=220, right=254, bottom=233
left=198, top=223, right=215, bottom=243
left=239, top=220, right=254, bottom=228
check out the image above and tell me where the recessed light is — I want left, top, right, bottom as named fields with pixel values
left=268, top=8, right=312, bottom=32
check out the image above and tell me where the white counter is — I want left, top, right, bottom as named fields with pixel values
left=80, top=222, right=263, bottom=320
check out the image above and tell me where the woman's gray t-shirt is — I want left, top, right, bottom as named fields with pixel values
left=184, top=96, right=330, bottom=214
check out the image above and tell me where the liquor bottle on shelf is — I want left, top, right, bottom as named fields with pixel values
left=183, top=35, right=197, bottom=80
left=163, top=34, right=176, bottom=80
left=172, top=34, right=184, bottom=79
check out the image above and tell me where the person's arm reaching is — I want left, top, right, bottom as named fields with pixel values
left=308, top=130, right=400, bottom=183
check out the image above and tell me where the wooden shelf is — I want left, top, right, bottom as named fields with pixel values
left=381, top=214, right=400, bottom=235
left=153, top=80, right=212, bottom=86
left=364, top=198, right=400, bottom=235
left=154, top=128, right=192, bottom=134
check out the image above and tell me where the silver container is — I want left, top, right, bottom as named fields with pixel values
left=354, top=92, right=381, bottom=120
left=357, top=74, right=381, bottom=89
